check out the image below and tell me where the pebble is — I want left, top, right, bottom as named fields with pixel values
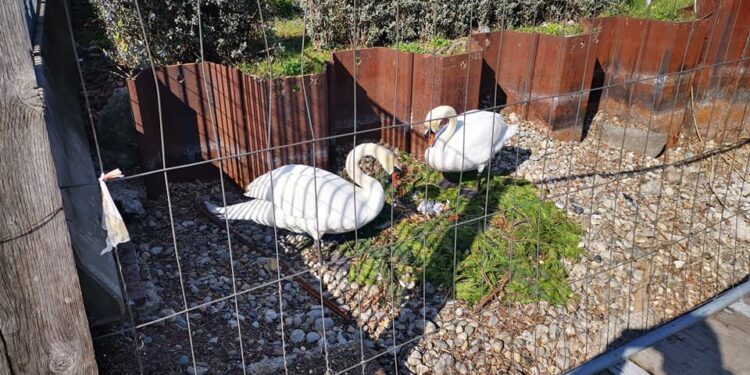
left=290, top=329, right=305, bottom=344
left=305, top=332, right=321, bottom=344
left=264, top=309, right=278, bottom=323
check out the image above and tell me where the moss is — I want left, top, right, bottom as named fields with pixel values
left=515, top=22, right=584, bottom=36
left=604, top=0, right=695, bottom=21
left=343, top=153, right=583, bottom=307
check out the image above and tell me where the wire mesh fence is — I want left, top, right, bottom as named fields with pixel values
left=65, top=0, right=750, bottom=373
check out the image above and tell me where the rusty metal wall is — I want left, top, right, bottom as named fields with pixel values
left=584, top=15, right=713, bottom=145
left=127, top=62, right=328, bottom=194
left=472, top=30, right=598, bottom=141
left=327, top=48, right=414, bottom=156
left=692, top=0, right=750, bottom=141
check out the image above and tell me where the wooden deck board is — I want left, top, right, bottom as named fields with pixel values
left=628, top=298, right=750, bottom=375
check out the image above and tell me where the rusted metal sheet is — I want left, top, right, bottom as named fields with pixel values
left=327, top=48, right=414, bottom=156
left=472, top=31, right=539, bottom=119
left=127, top=64, right=219, bottom=196
left=472, top=30, right=597, bottom=141
left=584, top=15, right=713, bottom=145
left=409, top=47, right=483, bottom=159
left=692, top=0, right=750, bottom=141
left=127, top=62, right=329, bottom=196
left=527, top=33, right=599, bottom=141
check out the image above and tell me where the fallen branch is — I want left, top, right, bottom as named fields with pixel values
left=195, top=195, right=353, bottom=323
left=690, top=87, right=704, bottom=143
left=473, top=272, right=511, bottom=314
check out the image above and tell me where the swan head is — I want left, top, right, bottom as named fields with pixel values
left=423, top=105, right=458, bottom=147
left=346, top=143, right=402, bottom=188
left=376, top=145, right=402, bottom=189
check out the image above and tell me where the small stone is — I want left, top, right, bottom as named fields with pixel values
left=179, top=355, right=189, bottom=365
left=264, top=309, right=278, bottom=323
left=150, top=246, right=163, bottom=255
left=488, top=316, right=499, bottom=327
left=674, top=260, right=686, bottom=269
left=186, top=364, right=209, bottom=375
left=491, top=339, right=504, bottom=353
left=306, top=332, right=321, bottom=343
left=314, top=317, right=334, bottom=332
left=290, top=329, right=305, bottom=344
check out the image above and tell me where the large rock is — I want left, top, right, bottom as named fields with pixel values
left=600, top=123, right=668, bottom=158
left=97, top=87, right=139, bottom=168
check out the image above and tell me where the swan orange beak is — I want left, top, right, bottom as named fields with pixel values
left=391, top=168, right=401, bottom=189
left=428, top=132, right=436, bottom=147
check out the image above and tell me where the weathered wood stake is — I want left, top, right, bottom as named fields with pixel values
left=0, top=1, right=98, bottom=373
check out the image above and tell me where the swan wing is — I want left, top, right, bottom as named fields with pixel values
left=436, top=111, right=517, bottom=171
left=246, top=165, right=357, bottom=223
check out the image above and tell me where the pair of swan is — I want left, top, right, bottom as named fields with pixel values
left=209, top=106, right=517, bottom=241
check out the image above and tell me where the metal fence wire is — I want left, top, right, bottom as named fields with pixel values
left=67, top=0, right=750, bottom=373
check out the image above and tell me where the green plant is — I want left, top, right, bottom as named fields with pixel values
left=91, top=0, right=295, bottom=70
left=301, top=0, right=624, bottom=50
left=342, top=153, right=583, bottom=306
left=269, top=0, right=302, bottom=19
left=394, top=36, right=466, bottom=55
left=239, top=48, right=328, bottom=77
left=238, top=18, right=330, bottom=77
left=604, top=0, right=694, bottom=21
left=516, top=22, right=584, bottom=35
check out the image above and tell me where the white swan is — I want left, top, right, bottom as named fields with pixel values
left=420, top=105, right=518, bottom=195
left=207, top=143, right=400, bottom=243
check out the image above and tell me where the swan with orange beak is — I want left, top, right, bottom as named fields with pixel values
left=419, top=105, right=518, bottom=197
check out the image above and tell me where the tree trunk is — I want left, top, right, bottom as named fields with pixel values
left=0, top=1, right=98, bottom=374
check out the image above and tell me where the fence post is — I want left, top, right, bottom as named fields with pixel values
left=0, top=0, right=98, bottom=373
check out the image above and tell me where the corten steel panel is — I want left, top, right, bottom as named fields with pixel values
left=584, top=15, right=715, bottom=146
left=327, top=48, right=414, bottom=156
left=693, top=0, right=750, bottom=141
left=485, top=31, right=540, bottom=118
left=127, top=64, right=219, bottom=196
left=127, top=62, right=329, bottom=195
left=526, top=33, right=599, bottom=141
left=263, top=74, right=330, bottom=175
left=409, top=48, right=483, bottom=160
left=473, top=30, right=598, bottom=141
left=472, top=31, right=509, bottom=109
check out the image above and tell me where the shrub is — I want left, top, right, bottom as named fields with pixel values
left=302, top=0, right=624, bottom=49
left=91, top=0, right=271, bottom=70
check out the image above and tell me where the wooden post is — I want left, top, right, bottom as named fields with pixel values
left=0, top=1, right=98, bottom=374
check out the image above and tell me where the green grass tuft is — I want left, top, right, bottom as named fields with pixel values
left=237, top=18, right=329, bottom=77
left=394, top=36, right=466, bottom=55
left=515, top=22, right=584, bottom=36
left=604, top=0, right=695, bottom=21
left=342, top=153, right=583, bottom=307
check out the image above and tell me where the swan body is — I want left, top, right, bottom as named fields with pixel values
left=423, top=106, right=518, bottom=174
left=209, top=143, right=399, bottom=240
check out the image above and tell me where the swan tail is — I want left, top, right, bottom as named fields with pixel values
left=209, top=200, right=277, bottom=227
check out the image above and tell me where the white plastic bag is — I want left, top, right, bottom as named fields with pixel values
left=99, top=169, right=130, bottom=254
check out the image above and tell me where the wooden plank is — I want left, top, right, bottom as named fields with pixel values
left=630, top=303, right=750, bottom=375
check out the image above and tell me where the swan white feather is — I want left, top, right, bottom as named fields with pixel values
left=211, top=143, right=398, bottom=240
left=423, top=106, right=518, bottom=174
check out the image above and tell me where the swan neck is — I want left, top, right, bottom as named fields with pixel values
left=345, top=145, right=379, bottom=189
left=439, top=117, right=458, bottom=149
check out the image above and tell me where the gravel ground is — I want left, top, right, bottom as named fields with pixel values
left=94, top=111, right=750, bottom=374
